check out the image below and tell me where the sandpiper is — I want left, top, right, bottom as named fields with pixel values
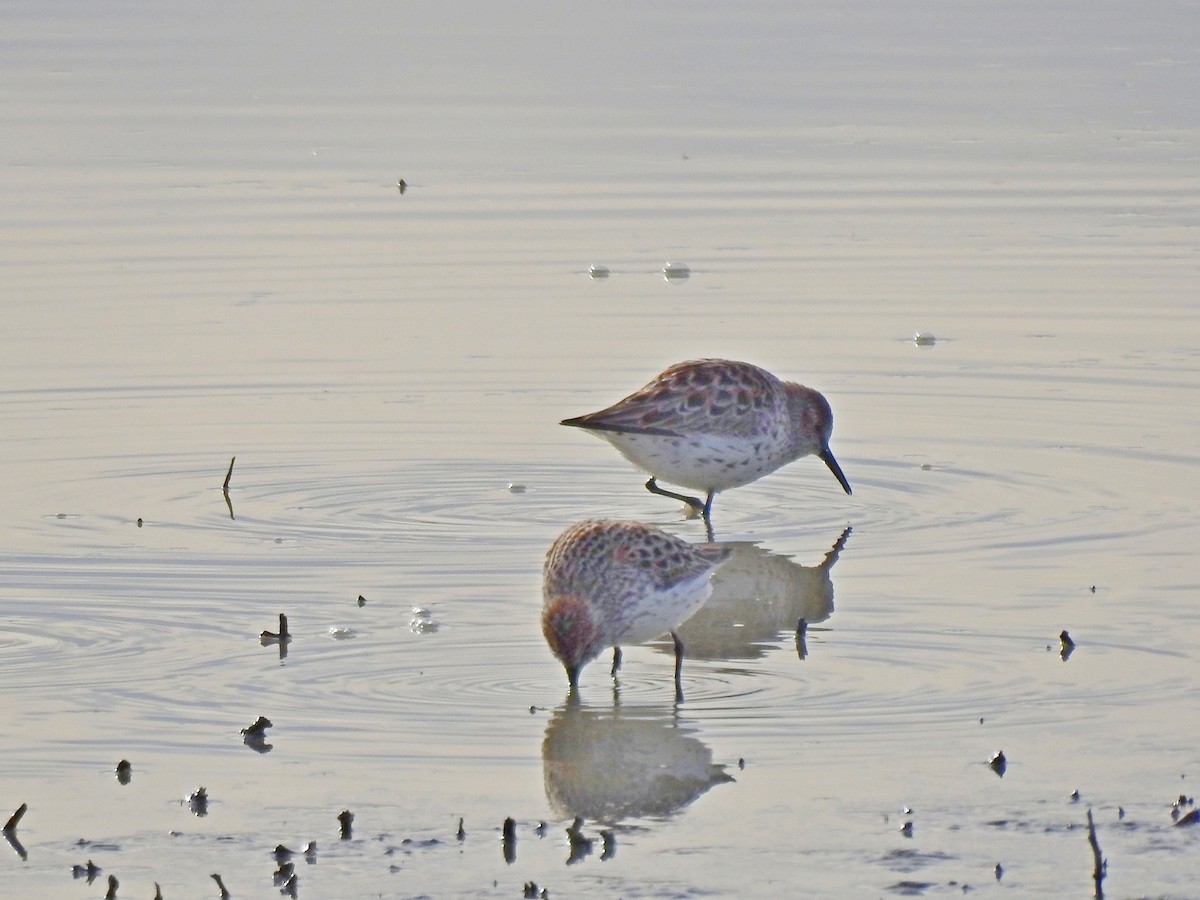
left=562, top=359, right=851, bottom=517
left=542, top=519, right=731, bottom=701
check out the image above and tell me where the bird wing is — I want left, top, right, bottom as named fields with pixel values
left=561, top=360, right=783, bottom=440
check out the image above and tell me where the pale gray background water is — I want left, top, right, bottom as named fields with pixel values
left=2, top=2, right=1198, bottom=897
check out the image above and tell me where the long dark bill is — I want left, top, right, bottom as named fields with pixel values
left=819, top=447, right=852, bottom=495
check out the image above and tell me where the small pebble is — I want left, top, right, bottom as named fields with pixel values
left=241, top=716, right=273, bottom=738
left=913, top=332, right=937, bottom=346
left=588, top=265, right=609, bottom=279
left=189, top=786, right=209, bottom=816
left=506, top=482, right=527, bottom=493
left=662, top=262, right=690, bottom=280
left=988, top=751, right=1007, bottom=777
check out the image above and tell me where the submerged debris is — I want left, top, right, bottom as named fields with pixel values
left=242, top=716, right=273, bottom=738
left=261, top=614, right=291, bottom=644
left=566, top=817, right=592, bottom=865
left=189, top=787, right=209, bottom=817
left=241, top=716, right=274, bottom=753
left=988, top=751, right=1007, bottom=778
left=1173, top=809, right=1200, bottom=827
left=600, top=828, right=616, bottom=861
left=1060, top=630, right=1076, bottom=661
left=338, top=810, right=354, bottom=840
left=502, top=817, right=516, bottom=864
left=273, top=861, right=294, bottom=886
left=212, top=873, right=231, bottom=899
left=71, top=860, right=101, bottom=882
left=1171, top=794, right=1196, bottom=824
left=1086, top=809, right=1106, bottom=897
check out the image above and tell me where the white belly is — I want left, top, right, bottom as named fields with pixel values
left=599, top=431, right=789, bottom=492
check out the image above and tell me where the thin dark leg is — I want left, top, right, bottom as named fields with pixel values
left=645, top=477, right=706, bottom=514
left=566, top=665, right=581, bottom=705
left=610, top=646, right=622, bottom=677
left=671, top=631, right=685, bottom=704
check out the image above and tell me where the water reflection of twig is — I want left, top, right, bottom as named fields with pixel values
left=3, top=829, right=26, bottom=861
left=543, top=703, right=733, bottom=824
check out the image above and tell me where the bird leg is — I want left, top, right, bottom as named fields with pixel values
left=671, top=631, right=685, bottom=704
left=610, top=646, right=622, bottom=678
left=645, top=478, right=708, bottom=515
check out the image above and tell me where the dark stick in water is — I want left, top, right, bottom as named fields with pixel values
left=1086, top=808, right=1105, bottom=898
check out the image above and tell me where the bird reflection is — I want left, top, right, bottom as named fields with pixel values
left=542, top=703, right=733, bottom=824
left=653, top=527, right=850, bottom=662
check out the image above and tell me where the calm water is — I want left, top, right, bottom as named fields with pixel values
left=3, top=2, right=1199, bottom=897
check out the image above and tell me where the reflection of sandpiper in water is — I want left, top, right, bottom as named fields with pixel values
left=651, top=527, right=850, bottom=662
left=542, top=703, right=733, bottom=823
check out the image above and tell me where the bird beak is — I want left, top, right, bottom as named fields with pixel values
left=819, top=447, right=852, bottom=495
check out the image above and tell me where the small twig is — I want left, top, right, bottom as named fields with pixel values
left=222, top=456, right=237, bottom=519
left=1086, top=808, right=1106, bottom=899
left=3, top=803, right=26, bottom=832
left=501, top=816, right=516, bottom=864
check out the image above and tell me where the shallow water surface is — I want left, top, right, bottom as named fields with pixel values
left=2, top=2, right=1199, bottom=897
